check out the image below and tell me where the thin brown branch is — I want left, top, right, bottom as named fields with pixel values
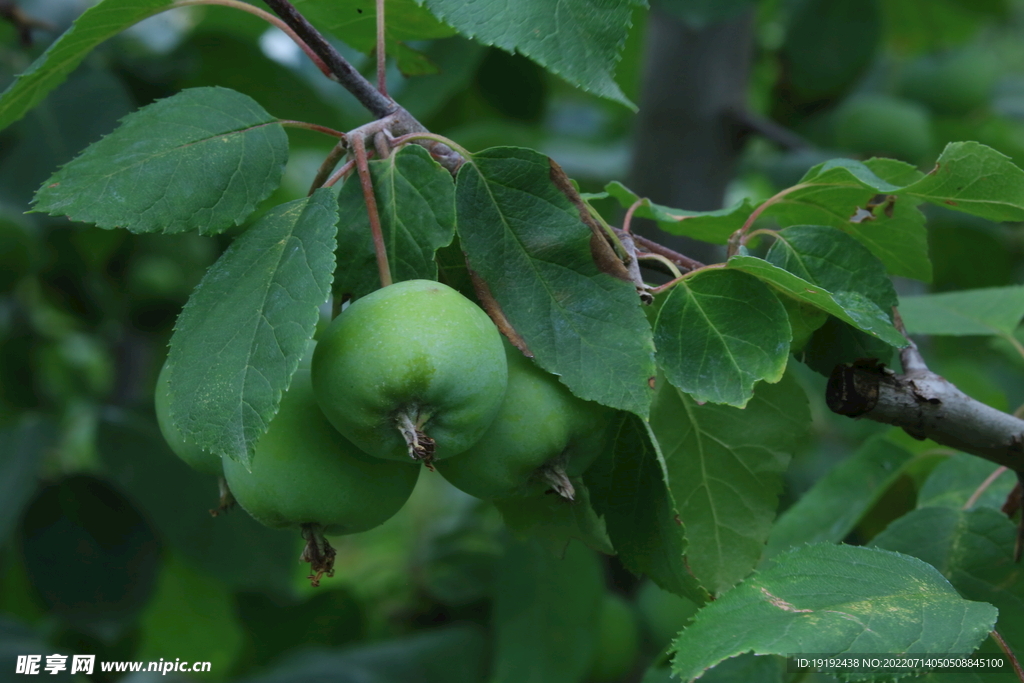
left=991, top=630, right=1024, bottom=682
left=623, top=230, right=705, bottom=273
left=352, top=134, right=392, bottom=287
left=263, top=0, right=396, bottom=118
left=308, top=138, right=348, bottom=195
left=376, top=0, right=387, bottom=96
left=727, top=107, right=810, bottom=151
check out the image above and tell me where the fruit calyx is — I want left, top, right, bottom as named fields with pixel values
left=396, top=406, right=436, bottom=466
left=536, top=458, right=575, bottom=501
left=208, top=477, right=237, bottom=517
left=300, top=523, right=336, bottom=587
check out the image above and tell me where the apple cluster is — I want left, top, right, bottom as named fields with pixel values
left=155, top=279, right=612, bottom=578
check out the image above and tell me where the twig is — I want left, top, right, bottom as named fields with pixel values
left=0, top=1, right=53, bottom=47
left=826, top=359, right=1024, bottom=472
left=964, top=466, right=1008, bottom=510
left=727, top=107, right=810, bottom=151
left=263, top=0, right=396, bottom=118
left=991, top=630, right=1024, bottom=682
left=308, top=138, right=349, bottom=194
left=622, top=198, right=644, bottom=235
left=622, top=230, right=705, bottom=272
left=323, top=159, right=358, bottom=188
left=376, top=0, right=387, bottom=96
left=352, top=134, right=392, bottom=287
left=278, top=120, right=346, bottom=138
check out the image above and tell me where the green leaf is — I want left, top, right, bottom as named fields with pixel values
left=493, top=538, right=604, bottom=683
left=0, top=0, right=173, bottom=133
left=456, top=147, right=655, bottom=417
left=605, top=180, right=755, bottom=244
left=873, top=506, right=1023, bottom=653
left=493, top=482, right=614, bottom=556
left=654, top=269, right=790, bottom=408
left=334, top=145, right=455, bottom=301
left=765, top=158, right=930, bottom=280
left=902, top=142, right=1024, bottom=221
left=167, top=190, right=338, bottom=465
left=765, top=435, right=915, bottom=558
left=651, top=373, right=811, bottom=595
left=917, top=454, right=1017, bottom=510
left=292, top=0, right=455, bottom=75
left=98, top=409, right=300, bottom=593
left=136, top=553, right=244, bottom=675
left=33, top=87, right=288, bottom=235
left=585, top=413, right=709, bottom=605
left=801, top=315, right=897, bottom=376
left=671, top=543, right=999, bottom=681
left=727, top=256, right=906, bottom=346
left=899, top=286, right=1024, bottom=336
left=766, top=225, right=898, bottom=311
left=423, top=0, right=644, bottom=109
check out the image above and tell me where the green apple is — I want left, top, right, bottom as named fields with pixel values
left=155, top=358, right=222, bottom=477
left=436, top=340, right=611, bottom=500
left=312, top=279, right=507, bottom=464
left=635, top=580, right=699, bottom=653
left=834, top=94, right=933, bottom=164
left=588, top=593, right=641, bottom=683
left=223, top=342, right=421, bottom=584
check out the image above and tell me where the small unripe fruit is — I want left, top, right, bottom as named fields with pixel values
left=222, top=344, right=420, bottom=535
left=312, top=280, right=507, bottom=464
left=155, top=359, right=222, bottom=477
left=436, top=341, right=611, bottom=500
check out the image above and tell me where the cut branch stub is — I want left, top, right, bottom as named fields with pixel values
left=827, top=360, right=1024, bottom=472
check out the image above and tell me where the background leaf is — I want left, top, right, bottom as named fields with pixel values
left=604, top=181, right=754, bottom=244
left=873, top=506, right=1024, bottom=664
left=726, top=256, right=905, bottom=346
left=916, top=454, right=1016, bottom=510
left=898, top=286, right=1024, bottom=336
left=764, top=158, right=930, bottom=280
left=903, top=141, right=1024, bottom=221
left=0, top=0, right=171, bottom=133
left=654, top=269, right=790, bottom=407
left=423, top=0, right=644, bottom=109
left=167, top=190, right=337, bottom=465
left=97, top=408, right=299, bottom=593
left=672, top=543, right=999, bottom=681
left=334, top=145, right=455, bottom=301
left=651, top=372, right=810, bottom=595
left=765, top=225, right=898, bottom=312
left=33, top=87, right=288, bottom=235
left=492, top=538, right=603, bottom=683
left=585, top=413, right=708, bottom=605
left=765, top=435, right=915, bottom=558
left=456, top=147, right=655, bottom=417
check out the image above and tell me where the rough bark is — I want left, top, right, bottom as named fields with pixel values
left=626, top=7, right=756, bottom=265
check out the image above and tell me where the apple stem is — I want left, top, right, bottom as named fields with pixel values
left=397, top=409, right=436, bottom=466
left=209, top=477, right=237, bottom=517
left=300, top=523, right=336, bottom=587
left=538, top=463, right=575, bottom=501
